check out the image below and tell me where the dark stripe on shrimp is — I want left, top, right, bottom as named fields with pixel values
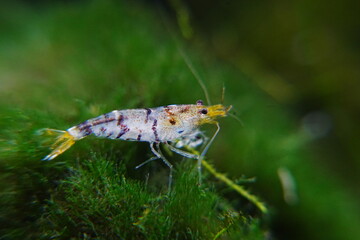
left=152, top=119, right=159, bottom=142
left=92, top=116, right=116, bottom=127
left=137, top=130, right=143, bottom=141
left=116, top=126, right=129, bottom=139
left=77, top=121, right=93, bottom=136
left=117, top=114, right=124, bottom=126
left=84, top=126, right=93, bottom=136
left=145, top=108, right=152, bottom=123
left=137, top=134, right=142, bottom=141
left=77, top=120, right=91, bottom=131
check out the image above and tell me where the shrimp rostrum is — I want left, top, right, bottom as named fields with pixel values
left=42, top=100, right=231, bottom=187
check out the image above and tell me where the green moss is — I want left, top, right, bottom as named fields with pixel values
left=38, top=158, right=260, bottom=239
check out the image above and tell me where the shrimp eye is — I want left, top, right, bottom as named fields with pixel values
left=200, top=109, right=208, bottom=114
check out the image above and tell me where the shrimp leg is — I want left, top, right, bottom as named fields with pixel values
left=150, top=142, right=173, bottom=191
left=198, top=122, right=221, bottom=184
left=166, top=143, right=200, bottom=159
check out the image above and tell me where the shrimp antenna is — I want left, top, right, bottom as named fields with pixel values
left=228, top=112, right=245, bottom=127
left=177, top=48, right=212, bottom=105
left=158, top=5, right=211, bottom=105
left=220, top=82, right=244, bottom=126
left=221, top=83, right=225, bottom=105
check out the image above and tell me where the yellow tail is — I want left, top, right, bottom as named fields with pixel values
left=40, top=128, right=76, bottom=161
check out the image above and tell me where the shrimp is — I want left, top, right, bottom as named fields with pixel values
left=42, top=100, right=231, bottom=187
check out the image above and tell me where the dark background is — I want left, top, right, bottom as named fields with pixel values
left=174, top=0, right=360, bottom=193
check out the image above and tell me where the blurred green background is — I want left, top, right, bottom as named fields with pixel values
left=181, top=0, right=360, bottom=189
left=0, top=0, right=359, bottom=239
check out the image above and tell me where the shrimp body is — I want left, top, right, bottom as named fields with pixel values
left=42, top=100, right=231, bottom=161
left=69, top=104, right=199, bottom=142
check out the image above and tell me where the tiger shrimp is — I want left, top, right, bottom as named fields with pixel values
left=42, top=100, right=231, bottom=188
